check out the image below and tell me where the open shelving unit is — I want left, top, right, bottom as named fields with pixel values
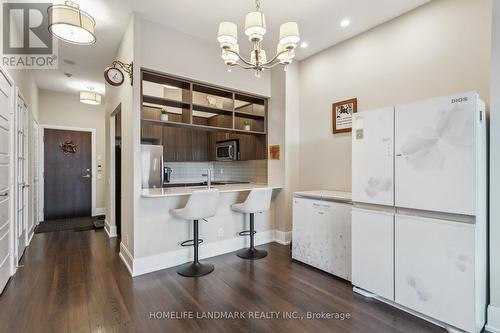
left=141, top=69, right=268, bottom=135
left=140, top=69, right=268, bottom=162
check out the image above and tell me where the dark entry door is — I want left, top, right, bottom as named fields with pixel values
left=44, top=129, right=92, bottom=219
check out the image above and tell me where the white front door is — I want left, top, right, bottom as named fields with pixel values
left=0, top=69, right=13, bottom=293
left=15, top=92, right=28, bottom=263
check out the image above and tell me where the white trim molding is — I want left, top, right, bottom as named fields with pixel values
left=487, top=305, right=500, bottom=333
left=104, top=219, right=117, bottom=238
left=95, top=207, right=106, bottom=215
left=119, top=242, right=134, bottom=276
left=39, top=125, right=97, bottom=218
left=274, top=230, right=292, bottom=245
left=119, top=230, right=290, bottom=277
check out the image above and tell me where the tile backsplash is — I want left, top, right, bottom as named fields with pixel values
left=164, top=161, right=267, bottom=184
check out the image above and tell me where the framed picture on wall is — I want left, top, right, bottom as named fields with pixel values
left=332, top=98, right=357, bottom=134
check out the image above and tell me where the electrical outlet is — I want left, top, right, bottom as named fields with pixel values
left=218, top=227, right=224, bottom=238
left=220, top=169, right=224, bottom=174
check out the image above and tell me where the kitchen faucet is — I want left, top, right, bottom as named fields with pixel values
left=201, top=169, right=212, bottom=189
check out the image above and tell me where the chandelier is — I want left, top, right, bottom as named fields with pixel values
left=217, top=0, right=300, bottom=77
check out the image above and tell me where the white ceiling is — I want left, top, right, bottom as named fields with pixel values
left=35, top=0, right=430, bottom=96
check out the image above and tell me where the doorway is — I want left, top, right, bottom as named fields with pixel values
left=42, top=128, right=94, bottom=220
left=114, top=106, right=122, bottom=236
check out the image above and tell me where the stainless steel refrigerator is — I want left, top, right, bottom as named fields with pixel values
left=141, top=144, right=163, bottom=188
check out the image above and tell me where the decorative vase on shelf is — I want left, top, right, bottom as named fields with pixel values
left=160, top=107, right=169, bottom=122
left=243, top=121, right=251, bottom=131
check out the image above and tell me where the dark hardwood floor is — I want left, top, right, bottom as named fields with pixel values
left=0, top=229, right=444, bottom=333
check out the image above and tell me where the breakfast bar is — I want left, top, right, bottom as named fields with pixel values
left=124, top=184, right=281, bottom=276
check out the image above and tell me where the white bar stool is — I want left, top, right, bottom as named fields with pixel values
left=232, top=188, right=273, bottom=260
left=171, top=189, right=220, bottom=277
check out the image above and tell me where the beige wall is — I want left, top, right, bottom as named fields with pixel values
left=488, top=0, right=500, bottom=330
left=298, top=0, right=491, bottom=192
left=38, top=89, right=106, bottom=210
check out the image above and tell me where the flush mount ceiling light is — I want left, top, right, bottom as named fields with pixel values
left=217, top=0, right=299, bottom=77
left=48, top=1, right=96, bottom=45
left=80, top=89, right=102, bottom=105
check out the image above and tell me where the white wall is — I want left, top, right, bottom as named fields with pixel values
left=488, top=1, right=500, bottom=331
left=298, top=0, right=491, bottom=192
left=38, top=89, right=106, bottom=211
left=104, top=15, right=136, bottom=254
left=139, top=19, right=271, bottom=97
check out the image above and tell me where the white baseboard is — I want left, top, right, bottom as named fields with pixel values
left=487, top=305, right=500, bottom=333
left=274, top=230, right=292, bottom=245
left=131, top=230, right=276, bottom=277
left=119, top=243, right=134, bottom=276
left=94, top=207, right=105, bottom=215
left=104, top=219, right=117, bottom=238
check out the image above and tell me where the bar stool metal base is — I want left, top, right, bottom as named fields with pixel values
left=236, top=247, right=268, bottom=260
left=177, top=261, right=214, bottom=277
left=236, top=212, right=268, bottom=260
left=177, top=219, right=214, bottom=277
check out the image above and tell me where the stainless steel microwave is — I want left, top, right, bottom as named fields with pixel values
left=216, top=139, right=239, bottom=161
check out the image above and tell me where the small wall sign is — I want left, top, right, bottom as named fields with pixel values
left=269, top=145, right=280, bottom=160
left=332, top=98, right=357, bottom=134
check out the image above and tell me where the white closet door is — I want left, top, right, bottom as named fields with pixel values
left=15, top=93, right=27, bottom=262
left=395, top=92, right=477, bottom=215
left=0, top=69, right=12, bottom=293
left=395, top=214, right=475, bottom=332
left=352, top=107, right=394, bottom=206
left=352, top=208, right=394, bottom=300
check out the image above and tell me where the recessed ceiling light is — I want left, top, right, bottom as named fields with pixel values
left=300, top=42, right=308, bottom=48
left=340, top=19, right=351, bottom=28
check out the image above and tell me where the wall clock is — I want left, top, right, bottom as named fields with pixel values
left=104, top=66, right=125, bottom=86
left=103, top=61, right=133, bottom=86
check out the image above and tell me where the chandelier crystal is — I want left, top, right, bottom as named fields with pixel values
left=217, top=0, right=299, bottom=77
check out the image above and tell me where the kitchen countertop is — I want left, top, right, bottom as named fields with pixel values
left=142, top=183, right=282, bottom=198
left=293, top=190, right=352, bottom=203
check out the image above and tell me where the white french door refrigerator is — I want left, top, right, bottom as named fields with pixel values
left=351, top=92, right=487, bottom=333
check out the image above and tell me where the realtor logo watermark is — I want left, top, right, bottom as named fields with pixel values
left=2, top=2, right=58, bottom=69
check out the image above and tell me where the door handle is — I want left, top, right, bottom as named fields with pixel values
left=22, top=184, right=30, bottom=188
left=82, top=174, right=91, bottom=178
left=0, top=192, right=8, bottom=197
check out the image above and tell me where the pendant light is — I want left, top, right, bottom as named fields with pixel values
left=80, top=90, right=102, bottom=105
left=48, top=1, right=96, bottom=45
